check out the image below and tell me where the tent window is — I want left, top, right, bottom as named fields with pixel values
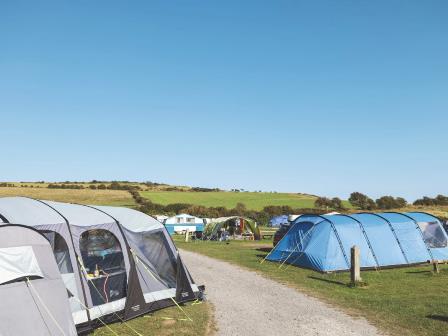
left=140, top=232, right=177, bottom=288
left=79, top=230, right=127, bottom=305
left=0, top=246, right=44, bottom=285
left=42, top=231, right=73, bottom=274
left=418, top=221, right=448, bottom=248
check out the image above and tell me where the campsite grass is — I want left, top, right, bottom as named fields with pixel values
left=176, top=238, right=448, bottom=336
left=94, top=301, right=213, bottom=336
left=140, top=191, right=325, bottom=210
left=0, top=187, right=136, bottom=207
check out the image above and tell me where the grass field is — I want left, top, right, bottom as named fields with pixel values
left=0, top=187, right=136, bottom=207
left=177, top=239, right=448, bottom=336
left=94, top=301, right=213, bottom=336
left=400, top=206, right=448, bottom=220
left=140, top=191, right=321, bottom=210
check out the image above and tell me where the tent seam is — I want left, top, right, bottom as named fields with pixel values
left=386, top=212, right=434, bottom=262
left=336, top=214, right=380, bottom=269
left=303, top=214, right=350, bottom=269
left=366, top=212, right=410, bottom=264
left=0, top=212, right=10, bottom=223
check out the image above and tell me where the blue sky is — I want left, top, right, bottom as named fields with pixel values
left=1, top=1, right=447, bottom=200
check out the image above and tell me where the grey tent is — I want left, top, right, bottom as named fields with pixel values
left=0, top=224, right=77, bottom=336
left=0, top=197, right=200, bottom=333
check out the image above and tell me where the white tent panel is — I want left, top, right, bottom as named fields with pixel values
left=0, top=246, right=43, bottom=284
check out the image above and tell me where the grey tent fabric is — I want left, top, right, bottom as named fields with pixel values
left=92, top=206, right=199, bottom=304
left=0, top=197, right=89, bottom=324
left=0, top=196, right=200, bottom=332
left=0, top=225, right=77, bottom=336
left=93, top=206, right=164, bottom=232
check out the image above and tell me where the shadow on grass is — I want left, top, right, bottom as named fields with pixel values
left=426, top=315, right=448, bottom=323
left=405, top=270, right=432, bottom=274
left=256, top=247, right=272, bottom=253
left=308, top=276, right=347, bottom=287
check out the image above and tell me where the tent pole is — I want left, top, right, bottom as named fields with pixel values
left=387, top=212, right=434, bottom=262
left=337, top=214, right=380, bottom=270
left=368, top=213, right=409, bottom=264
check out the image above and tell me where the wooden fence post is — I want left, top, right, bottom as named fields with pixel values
left=351, top=245, right=362, bottom=284
left=433, top=260, right=440, bottom=274
left=185, top=229, right=190, bottom=242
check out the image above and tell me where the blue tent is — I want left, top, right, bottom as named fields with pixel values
left=269, top=215, right=289, bottom=227
left=266, top=212, right=448, bottom=272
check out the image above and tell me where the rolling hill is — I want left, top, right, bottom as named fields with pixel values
left=140, top=191, right=319, bottom=210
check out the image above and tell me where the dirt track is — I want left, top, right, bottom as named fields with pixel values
left=180, top=249, right=384, bottom=336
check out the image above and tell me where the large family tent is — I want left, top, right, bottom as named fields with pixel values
left=0, top=197, right=200, bottom=334
left=266, top=212, right=448, bottom=272
left=203, top=216, right=261, bottom=240
left=0, top=224, right=77, bottom=336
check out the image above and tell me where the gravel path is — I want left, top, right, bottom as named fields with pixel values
left=180, top=249, right=384, bottom=336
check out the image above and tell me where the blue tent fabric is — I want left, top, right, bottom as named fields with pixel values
left=269, top=215, right=289, bottom=227
left=266, top=212, right=448, bottom=272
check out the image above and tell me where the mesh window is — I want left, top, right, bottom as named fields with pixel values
left=42, top=231, right=74, bottom=274
left=418, top=221, right=448, bottom=248
left=140, top=232, right=177, bottom=288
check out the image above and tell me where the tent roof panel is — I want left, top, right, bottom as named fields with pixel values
left=405, top=212, right=441, bottom=223
left=0, top=197, right=65, bottom=226
left=93, top=205, right=163, bottom=232
left=41, top=200, right=114, bottom=226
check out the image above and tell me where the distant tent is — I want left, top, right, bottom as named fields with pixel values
left=269, top=215, right=289, bottom=227
left=164, top=214, right=205, bottom=235
left=0, top=224, right=77, bottom=335
left=0, top=197, right=200, bottom=333
left=204, top=216, right=261, bottom=240
left=267, top=212, right=448, bottom=272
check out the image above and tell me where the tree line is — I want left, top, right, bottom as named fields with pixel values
left=315, top=192, right=448, bottom=211
left=413, top=195, right=448, bottom=206
left=47, top=181, right=143, bottom=191
left=315, top=192, right=408, bottom=210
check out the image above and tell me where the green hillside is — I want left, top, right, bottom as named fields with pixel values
left=140, top=191, right=318, bottom=210
left=0, top=187, right=135, bottom=207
